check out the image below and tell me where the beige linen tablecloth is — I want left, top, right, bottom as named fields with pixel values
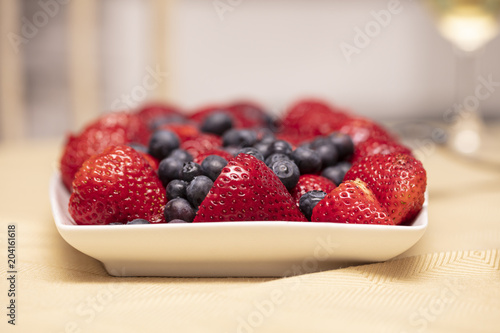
left=1, top=138, right=499, bottom=332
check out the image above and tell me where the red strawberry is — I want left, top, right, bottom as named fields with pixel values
left=311, top=179, right=392, bottom=225
left=279, top=99, right=350, bottom=138
left=337, top=116, right=394, bottom=145
left=139, top=152, right=159, bottom=171
left=60, top=112, right=150, bottom=190
left=193, top=154, right=307, bottom=222
left=351, top=137, right=413, bottom=164
left=193, top=149, right=233, bottom=164
left=69, top=145, right=167, bottom=225
left=137, top=102, right=182, bottom=129
left=225, top=101, right=269, bottom=128
left=181, top=133, right=223, bottom=160
left=159, top=123, right=200, bottom=142
left=290, top=175, right=337, bottom=208
left=344, top=153, right=426, bottom=225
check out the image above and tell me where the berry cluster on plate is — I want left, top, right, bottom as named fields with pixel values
left=60, top=99, right=427, bottom=226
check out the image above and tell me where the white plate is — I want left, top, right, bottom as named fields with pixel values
left=50, top=172, right=428, bottom=277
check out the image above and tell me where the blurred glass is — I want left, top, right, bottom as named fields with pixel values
left=424, top=0, right=500, bottom=157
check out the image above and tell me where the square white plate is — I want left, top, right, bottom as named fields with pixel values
left=50, top=172, right=428, bottom=277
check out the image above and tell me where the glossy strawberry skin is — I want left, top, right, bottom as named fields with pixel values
left=311, top=180, right=392, bottom=225
left=193, top=154, right=307, bottom=222
left=137, top=102, right=182, bottom=129
left=279, top=99, right=350, bottom=142
left=159, top=123, right=200, bottom=142
left=69, top=145, right=167, bottom=225
left=193, top=149, right=233, bottom=165
left=290, top=175, right=337, bottom=208
left=225, top=101, right=269, bottom=129
left=60, top=112, right=150, bottom=191
left=180, top=133, right=223, bottom=161
left=351, top=137, right=413, bottom=164
left=344, top=153, right=426, bottom=225
left=338, top=116, right=394, bottom=145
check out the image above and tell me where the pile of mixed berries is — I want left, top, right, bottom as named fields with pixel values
left=61, top=99, right=427, bottom=226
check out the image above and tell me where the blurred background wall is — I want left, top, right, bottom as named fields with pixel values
left=1, top=0, right=500, bottom=141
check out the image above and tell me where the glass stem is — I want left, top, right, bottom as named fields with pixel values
left=449, top=47, right=483, bottom=154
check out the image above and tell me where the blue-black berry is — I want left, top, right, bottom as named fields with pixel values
left=313, top=142, right=339, bottom=167
left=168, top=148, right=193, bottom=164
left=201, top=155, right=228, bottom=181
left=299, top=191, right=327, bottom=221
left=148, top=130, right=180, bottom=160
left=269, top=140, right=293, bottom=156
left=164, top=198, right=196, bottom=222
left=200, top=112, right=233, bottom=136
left=166, top=179, right=188, bottom=200
left=271, top=159, right=300, bottom=191
left=222, top=129, right=258, bottom=147
left=253, top=141, right=273, bottom=159
left=181, top=162, right=204, bottom=182
left=158, top=157, right=183, bottom=186
left=265, top=153, right=290, bottom=167
left=321, top=161, right=351, bottom=186
left=238, top=147, right=265, bottom=162
left=186, top=175, right=214, bottom=208
left=291, top=147, right=322, bottom=174
left=329, top=132, right=354, bottom=160
left=127, top=218, right=150, bottom=225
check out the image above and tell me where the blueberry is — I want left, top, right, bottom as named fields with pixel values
left=108, top=222, right=124, bottom=225
left=271, top=159, right=300, bottom=191
left=299, top=191, right=327, bottom=221
left=222, top=129, right=258, bottom=147
left=168, top=148, right=193, bottom=164
left=148, top=130, right=180, bottom=160
left=200, top=112, right=234, bottom=136
left=164, top=198, right=196, bottom=222
left=337, top=161, right=352, bottom=173
left=252, top=141, right=273, bottom=159
left=168, top=219, right=190, bottom=224
left=201, top=155, right=228, bottom=181
left=237, top=147, right=265, bottom=161
left=310, top=137, right=331, bottom=149
left=166, top=179, right=188, bottom=200
left=264, top=114, right=279, bottom=132
left=224, top=146, right=240, bottom=157
left=265, top=153, right=290, bottom=167
left=186, top=175, right=214, bottom=208
left=321, top=162, right=351, bottom=186
left=127, top=142, right=148, bottom=154
left=181, top=162, right=205, bottom=182
left=291, top=147, right=322, bottom=174
left=314, top=143, right=339, bottom=168
left=127, top=218, right=150, bottom=225
left=329, top=132, right=354, bottom=160
left=158, top=157, right=183, bottom=186
left=269, top=140, right=293, bottom=156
